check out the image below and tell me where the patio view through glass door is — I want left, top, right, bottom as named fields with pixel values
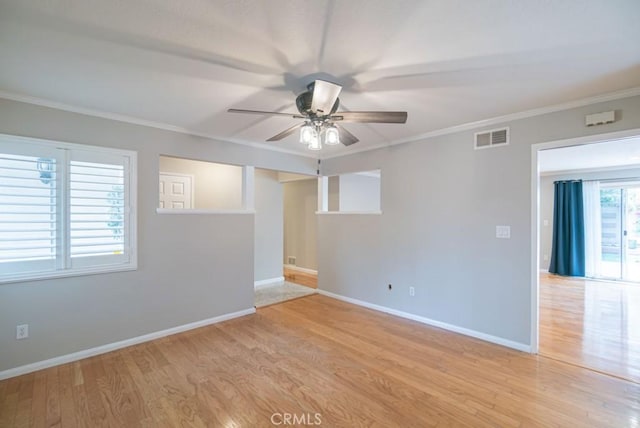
left=600, top=184, right=640, bottom=282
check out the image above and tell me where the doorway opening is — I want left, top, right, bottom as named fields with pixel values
left=254, top=169, right=317, bottom=308
left=533, top=129, right=640, bottom=383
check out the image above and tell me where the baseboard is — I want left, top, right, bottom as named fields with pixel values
left=283, top=264, right=318, bottom=275
left=254, top=276, right=285, bottom=289
left=0, top=307, right=256, bottom=381
left=317, top=290, right=531, bottom=353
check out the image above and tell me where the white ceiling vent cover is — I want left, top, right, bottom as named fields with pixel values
left=474, top=127, right=509, bottom=150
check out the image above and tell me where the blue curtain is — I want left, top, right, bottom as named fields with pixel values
left=549, top=180, right=585, bottom=276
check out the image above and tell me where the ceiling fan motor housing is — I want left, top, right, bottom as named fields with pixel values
left=228, top=78, right=407, bottom=146
left=296, top=90, right=339, bottom=116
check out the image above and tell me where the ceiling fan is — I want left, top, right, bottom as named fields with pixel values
left=228, top=79, right=408, bottom=150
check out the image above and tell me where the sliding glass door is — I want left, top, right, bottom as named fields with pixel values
left=623, top=187, right=640, bottom=282
left=599, top=185, right=640, bottom=282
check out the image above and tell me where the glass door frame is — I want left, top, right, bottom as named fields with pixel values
left=599, top=182, right=640, bottom=283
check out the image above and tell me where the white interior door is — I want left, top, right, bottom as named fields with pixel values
left=159, top=173, right=193, bottom=209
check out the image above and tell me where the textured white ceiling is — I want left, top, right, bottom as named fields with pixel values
left=539, top=137, right=640, bottom=173
left=1, top=0, right=639, bottom=157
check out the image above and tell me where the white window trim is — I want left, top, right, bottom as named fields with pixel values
left=1, top=264, right=139, bottom=284
left=0, top=133, right=137, bottom=284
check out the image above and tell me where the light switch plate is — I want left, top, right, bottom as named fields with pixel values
left=496, top=225, right=511, bottom=239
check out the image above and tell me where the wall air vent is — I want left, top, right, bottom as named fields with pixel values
left=585, top=110, right=615, bottom=127
left=474, top=127, right=509, bottom=150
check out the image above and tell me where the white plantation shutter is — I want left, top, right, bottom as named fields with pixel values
left=0, top=135, right=136, bottom=282
left=0, top=144, right=59, bottom=275
left=69, top=151, right=130, bottom=268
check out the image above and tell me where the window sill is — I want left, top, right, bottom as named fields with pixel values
left=315, top=211, right=383, bottom=215
left=156, top=208, right=255, bottom=215
left=0, top=264, right=137, bottom=285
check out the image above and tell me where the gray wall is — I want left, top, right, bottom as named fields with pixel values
left=540, top=167, right=640, bottom=268
left=319, top=95, right=640, bottom=347
left=254, top=169, right=284, bottom=282
left=159, top=156, right=243, bottom=209
left=328, top=176, right=340, bottom=211
left=283, top=178, right=318, bottom=270
left=0, top=98, right=315, bottom=372
left=2, top=93, right=639, bottom=371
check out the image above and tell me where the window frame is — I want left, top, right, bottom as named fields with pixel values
left=0, top=133, right=137, bottom=284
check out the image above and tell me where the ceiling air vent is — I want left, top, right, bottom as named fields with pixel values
left=474, top=127, right=509, bottom=150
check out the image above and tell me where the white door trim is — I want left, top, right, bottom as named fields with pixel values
left=530, top=127, right=640, bottom=354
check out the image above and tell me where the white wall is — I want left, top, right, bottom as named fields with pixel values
left=319, top=94, right=640, bottom=348
left=159, top=156, right=243, bottom=209
left=539, top=167, right=640, bottom=268
left=254, top=169, right=284, bottom=282
left=283, top=178, right=318, bottom=270
left=0, top=98, right=316, bottom=373
left=338, top=172, right=381, bottom=212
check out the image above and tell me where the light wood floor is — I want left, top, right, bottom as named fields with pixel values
left=2, top=295, right=640, bottom=427
left=539, top=272, right=640, bottom=384
left=283, top=267, right=317, bottom=289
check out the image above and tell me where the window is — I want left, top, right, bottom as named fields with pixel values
left=0, top=134, right=136, bottom=283
left=157, top=156, right=243, bottom=211
left=322, top=170, right=382, bottom=213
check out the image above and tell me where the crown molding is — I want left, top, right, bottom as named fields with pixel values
left=2, top=86, right=639, bottom=162
left=320, top=86, right=640, bottom=159
left=0, top=90, right=317, bottom=159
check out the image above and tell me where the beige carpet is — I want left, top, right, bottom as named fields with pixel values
left=254, top=281, right=316, bottom=308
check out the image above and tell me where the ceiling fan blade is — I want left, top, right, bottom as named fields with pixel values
left=228, top=108, right=304, bottom=118
left=266, top=123, right=305, bottom=142
left=331, top=111, right=407, bottom=124
left=336, top=125, right=359, bottom=146
left=310, top=80, right=342, bottom=115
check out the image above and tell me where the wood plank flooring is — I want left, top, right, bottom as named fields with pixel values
left=283, top=267, right=317, bottom=289
left=539, top=272, right=640, bottom=383
left=2, top=294, right=640, bottom=427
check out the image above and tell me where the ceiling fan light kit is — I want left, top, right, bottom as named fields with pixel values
left=299, top=122, right=341, bottom=150
left=308, top=131, right=322, bottom=151
left=300, top=123, right=321, bottom=150
left=299, top=123, right=316, bottom=144
left=323, top=125, right=340, bottom=146
left=228, top=79, right=408, bottom=151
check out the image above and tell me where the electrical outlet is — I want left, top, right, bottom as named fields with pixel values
left=409, top=287, right=415, bottom=297
left=496, top=225, right=511, bottom=239
left=16, top=324, right=29, bottom=340
left=388, top=284, right=392, bottom=290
